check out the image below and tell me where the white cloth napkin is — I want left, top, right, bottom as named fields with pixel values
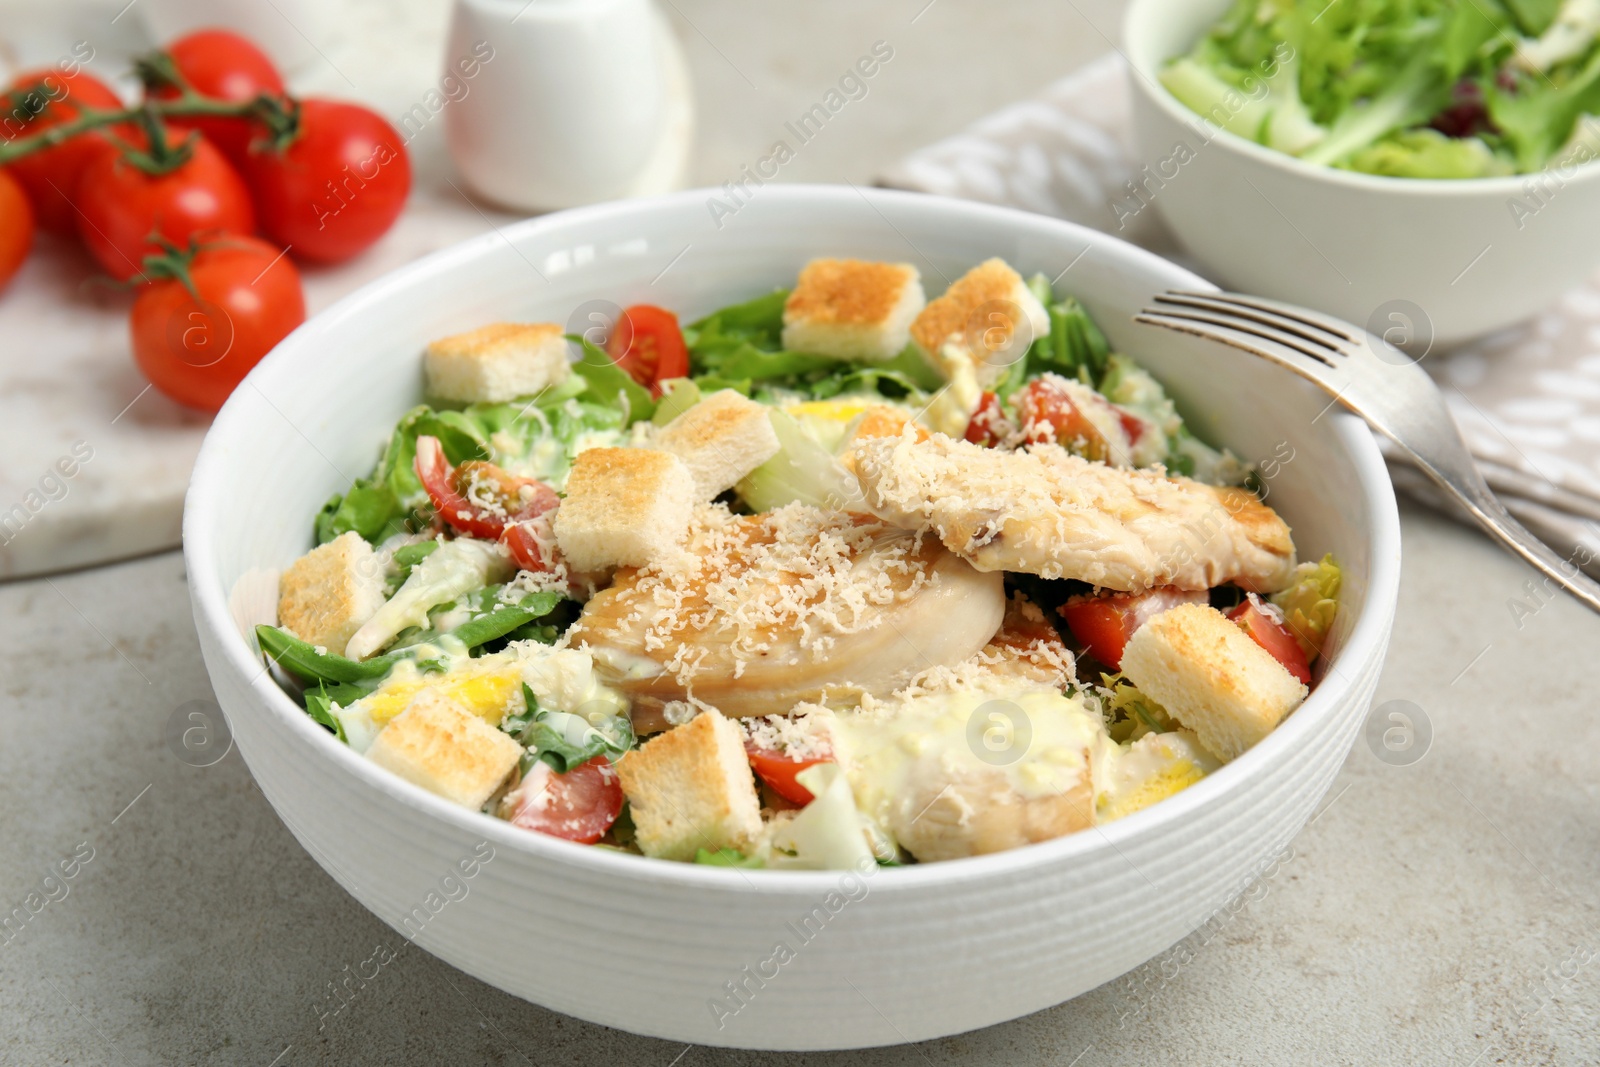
left=880, top=54, right=1600, bottom=570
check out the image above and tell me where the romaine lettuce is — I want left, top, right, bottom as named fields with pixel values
left=1270, top=553, right=1342, bottom=660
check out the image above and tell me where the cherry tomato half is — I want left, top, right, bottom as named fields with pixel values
left=413, top=436, right=559, bottom=544
left=1226, top=597, right=1313, bottom=685
left=1059, top=587, right=1208, bottom=670
left=0, top=169, right=34, bottom=293
left=746, top=744, right=833, bottom=806
left=77, top=130, right=255, bottom=282
left=964, top=390, right=1011, bottom=447
left=2, top=67, right=124, bottom=236
left=1016, top=376, right=1109, bottom=459
left=130, top=235, right=305, bottom=411
left=504, top=757, right=623, bottom=844
left=606, top=304, right=689, bottom=397
left=245, top=98, right=410, bottom=263
left=150, top=29, right=285, bottom=169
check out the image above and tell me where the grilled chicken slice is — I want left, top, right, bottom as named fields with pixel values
left=568, top=503, right=1006, bottom=731
left=853, top=431, right=1296, bottom=593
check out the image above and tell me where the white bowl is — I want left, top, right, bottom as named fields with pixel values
left=184, top=185, right=1400, bottom=1051
left=1124, top=0, right=1600, bottom=346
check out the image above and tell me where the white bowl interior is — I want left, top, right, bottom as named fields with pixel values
left=184, top=185, right=1399, bottom=1049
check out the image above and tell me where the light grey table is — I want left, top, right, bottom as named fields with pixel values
left=3, top=3, right=1597, bottom=1064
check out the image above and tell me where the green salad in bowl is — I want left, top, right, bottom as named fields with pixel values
left=1162, top=0, right=1600, bottom=177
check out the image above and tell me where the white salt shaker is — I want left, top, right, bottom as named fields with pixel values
left=443, top=0, right=692, bottom=212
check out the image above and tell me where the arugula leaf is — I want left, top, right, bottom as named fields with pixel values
left=303, top=681, right=356, bottom=743
left=446, top=589, right=565, bottom=649
left=256, top=624, right=404, bottom=683
left=505, top=683, right=635, bottom=774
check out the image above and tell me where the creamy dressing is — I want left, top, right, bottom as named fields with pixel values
left=345, top=538, right=513, bottom=660
left=830, top=686, right=1108, bottom=838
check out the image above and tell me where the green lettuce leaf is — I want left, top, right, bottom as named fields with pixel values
left=1270, top=553, right=1342, bottom=661
left=504, top=683, right=634, bottom=774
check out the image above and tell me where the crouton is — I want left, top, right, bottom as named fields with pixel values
left=910, top=258, right=1049, bottom=381
left=654, top=390, right=781, bottom=499
left=276, top=531, right=388, bottom=657
left=552, top=448, right=696, bottom=572
left=424, top=322, right=571, bottom=403
left=615, top=709, right=763, bottom=861
left=781, top=258, right=926, bottom=363
left=365, top=690, right=523, bottom=809
left=1120, top=604, right=1307, bottom=762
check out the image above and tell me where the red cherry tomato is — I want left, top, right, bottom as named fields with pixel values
left=746, top=744, right=833, bottom=806
left=413, top=436, right=559, bottom=542
left=76, top=130, right=255, bottom=282
left=1059, top=587, right=1208, bottom=669
left=501, top=517, right=559, bottom=573
left=1226, top=598, right=1313, bottom=685
left=0, top=170, right=34, bottom=293
left=245, top=99, right=410, bottom=263
left=2, top=68, right=124, bottom=236
left=130, top=235, right=305, bottom=411
left=504, top=757, right=623, bottom=844
left=606, top=304, right=689, bottom=396
left=1016, top=376, right=1109, bottom=459
left=150, top=29, right=285, bottom=169
left=964, top=390, right=1011, bottom=447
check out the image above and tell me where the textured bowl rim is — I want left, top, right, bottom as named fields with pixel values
left=184, top=183, right=1402, bottom=895
left=1122, top=0, right=1600, bottom=196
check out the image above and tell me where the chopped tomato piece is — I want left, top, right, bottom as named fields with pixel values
left=606, top=304, right=689, bottom=397
left=413, top=435, right=558, bottom=543
left=746, top=743, right=833, bottom=805
left=1058, top=587, right=1207, bottom=669
left=1015, top=377, right=1108, bottom=460
left=501, top=520, right=553, bottom=572
left=964, top=391, right=1011, bottom=447
left=1116, top=409, right=1147, bottom=446
left=504, top=757, right=623, bottom=844
left=1227, top=597, right=1313, bottom=685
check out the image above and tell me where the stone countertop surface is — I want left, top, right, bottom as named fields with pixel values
left=2, top=1, right=1597, bottom=1064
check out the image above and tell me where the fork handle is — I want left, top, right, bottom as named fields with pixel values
left=1403, top=448, right=1600, bottom=616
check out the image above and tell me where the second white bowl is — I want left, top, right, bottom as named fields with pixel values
left=1124, top=0, right=1600, bottom=346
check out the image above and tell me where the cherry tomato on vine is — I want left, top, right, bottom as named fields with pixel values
left=2, top=67, right=124, bottom=236
left=0, top=170, right=34, bottom=293
left=245, top=99, right=410, bottom=263
left=149, top=29, right=285, bottom=170
left=76, top=130, right=255, bottom=282
left=605, top=304, right=689, bottom=396
left=130, top=236, right=305, bottom=411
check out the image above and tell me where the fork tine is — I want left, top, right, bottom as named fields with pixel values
left=1133, top=305, right=1342, bottom=369
left=1153, top=292, right=1352, bottom=356
left=1166, top=290, right=1364, bottom=345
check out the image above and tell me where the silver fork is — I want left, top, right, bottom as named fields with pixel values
left=1135, top=290, right=1600, bottom=616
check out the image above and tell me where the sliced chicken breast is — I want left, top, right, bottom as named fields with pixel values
left=853, top=431, right=1296, bottom=593
left=568, top=503, right=1006, bottom=730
